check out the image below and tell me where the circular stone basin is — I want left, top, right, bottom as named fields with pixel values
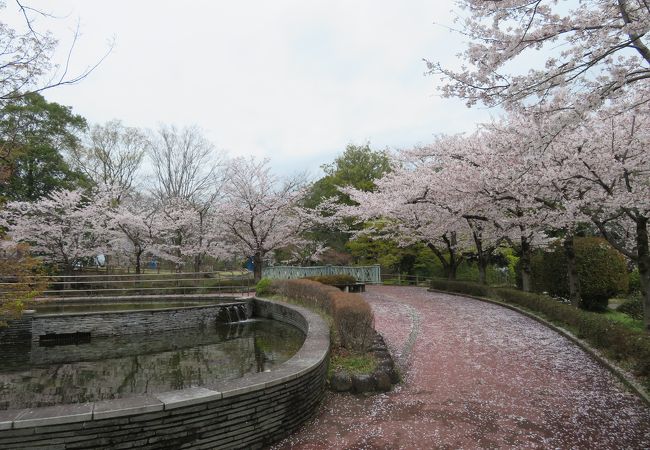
left=0, top=318, right=305, bottom=410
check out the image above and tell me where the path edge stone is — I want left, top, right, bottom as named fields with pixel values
left=428, top=287, right=650, bottom=407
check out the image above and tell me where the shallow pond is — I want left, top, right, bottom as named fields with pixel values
left=0, top=319, right=304, bottom=410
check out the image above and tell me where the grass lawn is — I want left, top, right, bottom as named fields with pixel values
left=329, top=351, right=377, bottom=377
left=604, top=309, right=645, bottom=333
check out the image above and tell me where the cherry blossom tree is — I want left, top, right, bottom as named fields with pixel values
left=218, top=157, right=310, bottom=282
left=106, top=193, right=159, bottom=274
left=475, top=96, right=648, bottom=316
left=154, top=196, right=230, bottom=272
left=1, top=188, right=110, bottom=273
left=429, top=0, right=650, bottom=109
left=540, top=95, right=650, bottom=327
left=340, top=128, right=559, bottom=288
left=473, top=114, right=578, bottom=291
left=400, top=137, right=523, bottom=285
left=426, top=0, right=649, bottom=301
left=338, top=140, right=476, bottom=281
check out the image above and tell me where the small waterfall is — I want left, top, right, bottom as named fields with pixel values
left=216, top=303, right=248, bottom=324
left=235, top=304, right=245, bottom=321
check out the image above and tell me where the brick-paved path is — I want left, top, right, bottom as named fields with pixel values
left=273, top=286, right=650, bottom=449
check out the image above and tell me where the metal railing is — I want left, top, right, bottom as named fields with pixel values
left=262, top=265, right=382, bottom=284
left=380, top=272, right=515, bottom=287
left=380, top=273, right=433, bottom=286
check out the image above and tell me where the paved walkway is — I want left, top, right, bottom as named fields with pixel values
left=272, top=286, right=650, bottom=449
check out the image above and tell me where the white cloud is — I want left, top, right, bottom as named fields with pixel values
left=4, top=0, right=493, bottom=175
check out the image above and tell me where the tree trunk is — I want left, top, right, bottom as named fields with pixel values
left=520, top=235, right=532, bottom=292
left=478, top=263, right=487, bottom=285
left=445, top=232, right=460, bottom=281
left=636, top=217, right=650, bottom=331
left=563, top=232, right=581, bottom=307
left=472, top=230, right=488, bottom=285
left=175, top=231, right=183, bottom=273
left=135, top=250, right=142, bottom=275
left=640, top=264, right=650, bottom=332
left=448, top=263, right=458, bottom=281
left=426, top=242, right=457, bottom=281
left=253, top=252, right=263, bottom=283
left=195, top=211, right=204, bottom=273
left=62, top=261, right=74, bottom=290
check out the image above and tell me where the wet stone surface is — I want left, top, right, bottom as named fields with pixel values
left=273, top=285, right=650, bottom=449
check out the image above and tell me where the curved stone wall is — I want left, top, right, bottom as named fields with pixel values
left=0, top=298, right=329, bottom=449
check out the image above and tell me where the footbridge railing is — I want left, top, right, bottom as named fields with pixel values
left=261, top=265, right=381, bottom=284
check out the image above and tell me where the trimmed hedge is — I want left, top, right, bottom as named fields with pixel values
left=267, top=279, right=374, bottom=352
left=303, top=275, right=357, bottom=285
left=430, top=278, right=492, bottom=297
left=430, top=280, right=650, bottom=384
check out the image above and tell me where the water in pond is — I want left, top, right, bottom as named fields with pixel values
left=0, top=319, right=304, bottom=410
left=33, top=302, right=212, bottom=314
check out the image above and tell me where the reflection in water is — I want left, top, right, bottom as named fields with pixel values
left=0, top=319, right=304, bottom=410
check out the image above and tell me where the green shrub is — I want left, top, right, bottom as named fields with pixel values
left=255, top=277, right=273, bottom=296
left=430, top=278, right=493, bottom=297
left=577, top=237, right=629, bottom=310
left=303, top=274, right=357, bottom=285
left=530, top=237, right=629, bottom=311
left=268, top=279, right=374, bottom=351
left=329, top=353, right=377, bottom=376
left=629, top=269, right=641, bottom=293
left=530, top=250, right=564, bottom=295
left=618, top=294, right=644, bottom=321
left=494, top=288, right=586, bottom=329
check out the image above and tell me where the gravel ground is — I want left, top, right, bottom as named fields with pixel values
left=271, top=285, right=650, bottom=449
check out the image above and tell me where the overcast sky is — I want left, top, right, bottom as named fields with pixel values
left=6, top=1, right=495, bottom=176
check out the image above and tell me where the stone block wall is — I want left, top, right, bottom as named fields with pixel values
left=31, top=301, right=253, bottom=339
left=0, top=311, right=33, bottom=345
